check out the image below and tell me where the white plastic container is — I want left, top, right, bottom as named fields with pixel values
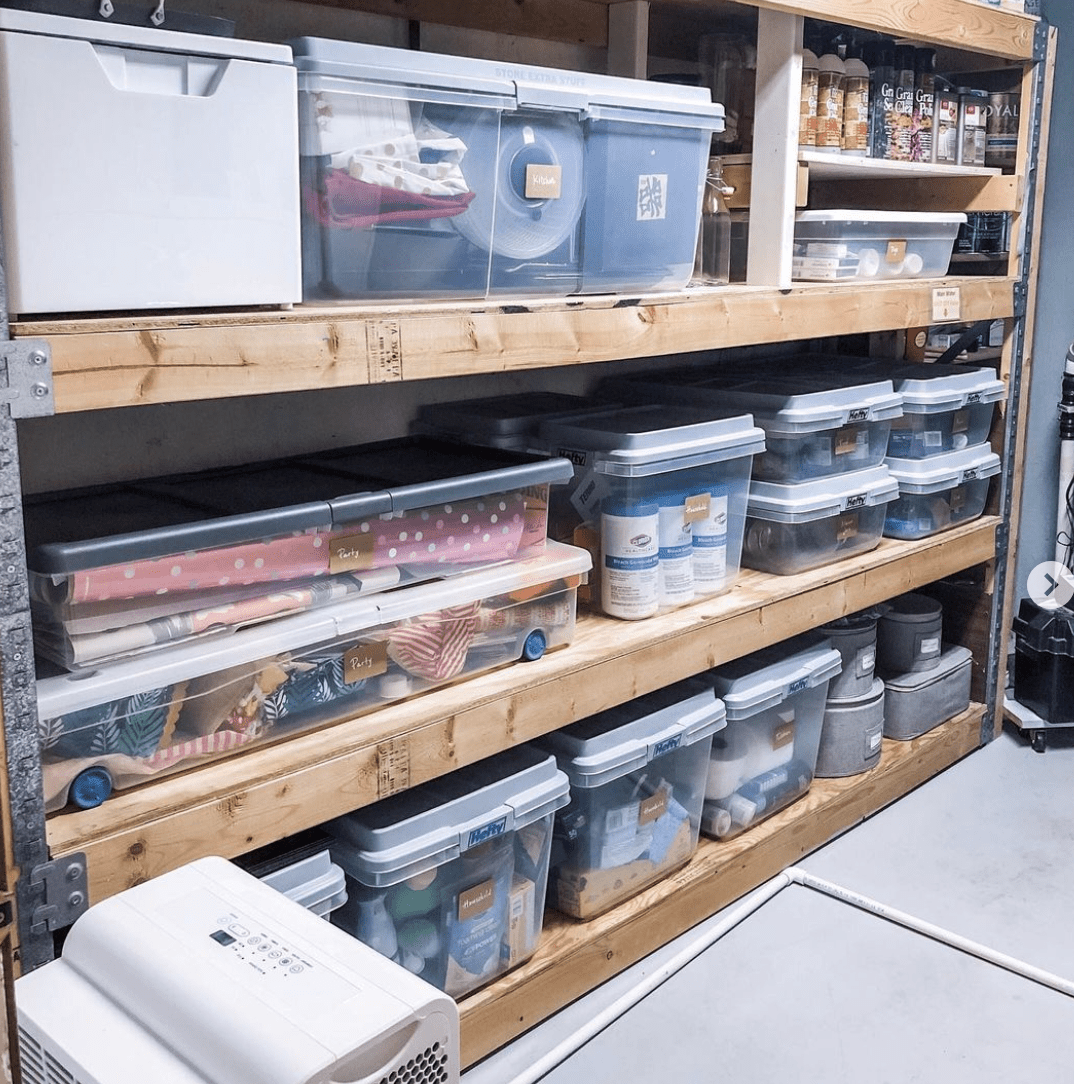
left=883, top=445, right=1001, bottom=540
left=742, top=466, right=900, bottom=576
left=702, top=635, right=842, bottom=838
left=534, top=677, right=726, bottom=918
left=815, top=678, right=885, bottom=778
left=291, top=38, right=724, bottom=301
left=537, top=405, right=765, bottom=617
left=36, top=541, right=590, bottom=814
left=324, top=746, right=569, bottom=997
left=883, top=644, right=972, bottom=739
left=0, top=9, right=301, bottom=314
left=793, top=210, right=967, bottom=281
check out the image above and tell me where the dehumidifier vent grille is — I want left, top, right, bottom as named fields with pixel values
left=379, top=1040, right=450, bottom=1084
left=18, top=1027, right=83, bottom=1084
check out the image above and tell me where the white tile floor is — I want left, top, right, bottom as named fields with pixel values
left=464, top=723, right=1074, bottom=1083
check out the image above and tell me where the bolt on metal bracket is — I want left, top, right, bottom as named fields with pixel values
left=0, top=339, right=53, bottom=419
left=29, top=853, right=89, bottom=936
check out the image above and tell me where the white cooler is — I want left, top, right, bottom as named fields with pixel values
left=0, top=9, right=301, bottom=314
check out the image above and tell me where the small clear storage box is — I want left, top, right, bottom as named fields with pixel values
left=322, top=746, right=569, bottom=998
left=702, top=635, right=842, bottom=839
left=883, top=445, right=1000, bottom=540
left=792, top=211, right=967, bottom=281
left=536, top=404, right=765, bottom=619
left=534, top=677, right=725, bottom=919
left=742, top=466, right=900, bottom=576
left=36, top=541, right=590, bottom=814
left=291, top=38, right=724, bottom=301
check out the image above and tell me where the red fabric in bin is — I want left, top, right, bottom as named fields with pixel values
left=306, top=170, right=477, bottom=229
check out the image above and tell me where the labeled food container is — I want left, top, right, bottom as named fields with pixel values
left=792, top=210, right=967, bottom=281
left=742, top=466, right=900, bottom=576
left=1013, top=600, right=1074, bottom=725
left=291, top=37, right=724, bottom=301
left=257, top=848, right=349, bottom=921
left=0, top=8, right=301, bottom=314
left=26, top=437, right=572, bottom=669
left=537, top=405, right=764, bottom=618
left=876, top=593, right=943, bottom=675
left=702, top=636, right=842, bottom=839
left=820, top=610, right=879, bottom=700
left=36, top=541, right=590, bottom=814
left=601, top=367, right=902, bottom=483
left=883, top=644, right=972, bottom=740
left=324, top=746, right=569, bottom=998
left=815, top=679, right=885, bottom=778
left=534, top=677, right=725, bottom=919
left=883, top=445, right=1001, bottom=540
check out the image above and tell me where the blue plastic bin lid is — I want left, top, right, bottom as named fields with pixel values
left=885, top=445, right=1001, bottom=493
left=323, top=746, right=570, bottom=888
left=746, top=466, right=900, bottom=523
left=708, top=634, right=843, bottom=720
left=534, top=676, right=726, bottom=788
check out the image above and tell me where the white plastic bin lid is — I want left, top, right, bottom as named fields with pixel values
left=747, top=466, right=900, bottom=523
left=324, top=745, right=570, bottom=887
left=0, top=7, right=292, bottom=62
left=884, top=644, right=973, bottom=692
left=260, top=850, right=348, bottom=913
left=796, top=210, right=968, bottom=227
left=539, top=404, right=765, bottom=478
left=36, top=540, right=591, bottom=719
left=709, top=635, right=843, bottom=720
left=534, top=676, right=726, bottom=789
left=885, top=446, right=1002, bottom=493
left=876, top=363, right=1006, bottom=412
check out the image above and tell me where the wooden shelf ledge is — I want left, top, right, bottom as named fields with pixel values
left=458, top=705, right=986, bottom=1066
left=45, top=517, right=998, bottom=905
left=15, top=278, right=1016, bottom=413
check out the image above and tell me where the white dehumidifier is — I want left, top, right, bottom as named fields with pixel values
left=15, top=855, right=459, bottom=1084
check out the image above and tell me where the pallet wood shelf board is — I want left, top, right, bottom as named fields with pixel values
left=15, top=278, right=1016, bottom=412
left=457, top=704, right=986, bottom=1065
left=45, top=517, right=997, bottom=906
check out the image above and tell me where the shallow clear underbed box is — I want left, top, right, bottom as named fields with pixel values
left=37, top=541, right=590, bottom=814
left=323, top=745, right=569, bottom=998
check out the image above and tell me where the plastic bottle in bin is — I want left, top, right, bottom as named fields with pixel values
left=693, top=161, right=734, bottom=286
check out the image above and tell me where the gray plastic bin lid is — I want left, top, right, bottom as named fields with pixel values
left=323, top=746, right=570, bottom=888
left=259, top=849, right=348, bottom=913
left=24, top=437, right=573, bottom=575
left=539, top=404, right=765, bottom=478
left=708, top=634, right=843, bottom=720
left=885, top=445, right=1001, bottom=493
left=534, top=676, right=726, bottom=789
left=884, top=644, right=972, bottom=692
left=746, top=466, right=900, bottom=523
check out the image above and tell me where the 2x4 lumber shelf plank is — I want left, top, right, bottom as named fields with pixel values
left=457, top=705, right=985, bottom=1066
left=15, top=278, right=1015, bottom=413
left=45, top=518, right=997, bottom=905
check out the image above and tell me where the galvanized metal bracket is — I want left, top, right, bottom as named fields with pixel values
left=0, top=340, right=53, bottom=419
left=29, top=853, right=88, bottom=936
left=1034, top=17, right=1049, bottom=62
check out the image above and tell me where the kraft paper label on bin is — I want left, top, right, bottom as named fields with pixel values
left=773, top=721, right=796, bottom=749
left=329, top=533, right=376, bottom=573
left=343, top=642, right=388, bottom=683
left=638, top=789, right=669, bottom=827
left=834, top=426, right=861, bottom=456
left=526, top=163, right=562, bottom=199
left=953, top=409, right=970, bottom=434
left=886, top=239, right=908, bottom=264
left=684, top=493, right=712, bottom=524
left=836, top=512, right=860, bottom=542
left=458, top=878, right=496, bottom=922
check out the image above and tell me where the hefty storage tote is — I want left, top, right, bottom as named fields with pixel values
left=537, top=405, right=765, bottom=618
left=534, top=677, right=725, bottom=919
left=883, top=645, right=972, bottom=740
left=323, top=746, right=569, bottom=998
left=35, top=541, right=590, bottom=814
left=602, top=367, right=902, bottom=483
left=702, top=636, right=842, bottom=839
left=883, top=445, right=1001, bottom=540
left=742, top=466, right=900, bottom=576
left=0, top=8, right=301, bottom=314
left=25, top=437, right=572, bottom=669
left=792, top=211, right=966, bottom=281
left=291, top=38, right=724, bottom=301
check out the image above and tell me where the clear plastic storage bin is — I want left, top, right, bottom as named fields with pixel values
left=291, top=38, right=723, bottom=301
left=883, top=645, right=972, bottom=740
left=36, top=541, right=590, bottom=814
left=792, top=211, right=967, bottom=281
left=534, top=677, right=725, bottom=918
left=601, top=368, right=902, bottom=483
left=323, top=746, right=569, bottom=998
left=0, top=8, right=301, bottom=314
left=742, top=467, right=900, bottom=576
left=537, top=405, right=765, bottom=618
left=26, top=437, right=572, bottom=669
left=883, top=445, right=1000, bottom=540
left=702, top=636, right=842, bottom=838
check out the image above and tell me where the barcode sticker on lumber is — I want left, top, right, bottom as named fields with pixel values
left=366, top=320, right=403, bottom=382
left=377, top=738, right=410, bottom=797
